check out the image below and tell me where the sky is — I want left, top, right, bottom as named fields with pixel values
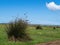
left=0, top=0, right=60, bottom=25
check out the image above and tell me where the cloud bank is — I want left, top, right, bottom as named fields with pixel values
left=46, top=2, right=60, bottom=10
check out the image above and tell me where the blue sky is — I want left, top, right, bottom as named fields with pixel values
left=0, top=0, right=60, bottom=25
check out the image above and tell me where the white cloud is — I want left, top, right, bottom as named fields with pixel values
left=46, top=2, right=60, bottom=10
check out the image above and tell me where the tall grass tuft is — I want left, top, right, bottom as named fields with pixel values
left=6, top=19, right=31, bottom=41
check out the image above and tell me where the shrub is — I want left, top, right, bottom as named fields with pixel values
left=6, top=19, right=31, bottom=41
left=53, top=27, right=56, bottom=29
left=36, top=25, right=42, bottom=30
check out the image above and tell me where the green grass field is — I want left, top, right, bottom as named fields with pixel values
left=0, top=24, right=60, bottom=45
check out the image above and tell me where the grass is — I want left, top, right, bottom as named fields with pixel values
left=0, top=24, right=60, bottom=45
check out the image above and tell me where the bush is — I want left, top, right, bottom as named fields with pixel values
left=36, top=25, right=42, bottom=30
left=53, top=27, right=56, bottom=29
left=6, top=19, right=31, bottom=41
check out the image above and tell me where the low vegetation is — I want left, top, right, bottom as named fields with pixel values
left=0, top=24, right=60, bottom=45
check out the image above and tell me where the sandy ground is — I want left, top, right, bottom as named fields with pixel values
left=35, top=40, right=60, bottom=45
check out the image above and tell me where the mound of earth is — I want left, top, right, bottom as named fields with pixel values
left=35, top=40, right=60, bottom=45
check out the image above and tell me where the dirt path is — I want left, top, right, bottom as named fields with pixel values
left=35, top=40, right=60, bottom=45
